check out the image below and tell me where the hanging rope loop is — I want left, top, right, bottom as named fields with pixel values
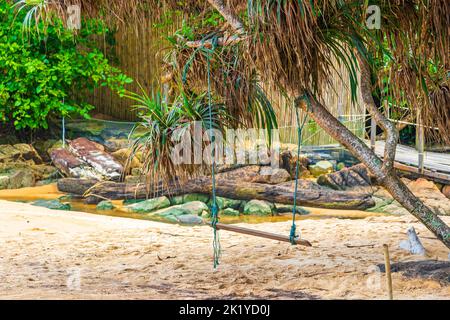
left=203, top=38, right=221, bottom=268
left=290, top=101, right=309, bottom=245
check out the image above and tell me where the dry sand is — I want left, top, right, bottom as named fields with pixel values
left=0, top=200, right=449, bottom=300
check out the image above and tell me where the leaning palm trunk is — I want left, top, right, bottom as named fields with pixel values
left=203, top=0, right=450, bottom=250
left=296, top=93, right=450, bottom=249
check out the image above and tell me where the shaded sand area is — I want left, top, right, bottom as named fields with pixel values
left=0, top=199, right=449, bottom=299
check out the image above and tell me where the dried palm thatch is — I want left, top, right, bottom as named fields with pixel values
left=243, top=0, right=449, bottom=143
left=165, top=34, right=277, bottom=132
left=12, top=0, right=450, bottom=142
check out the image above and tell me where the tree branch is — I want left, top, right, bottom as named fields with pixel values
left=184, top=0, right=247, bottom=48
left=296, top=92, right=450, bottom=249
left=206, top=0, right=246, bottom=35
left=185, top=33, right=244, bottom=48
left=357, top=52, right=399, bottom=172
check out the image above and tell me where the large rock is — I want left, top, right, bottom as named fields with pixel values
left=309, top=160, right=334, bottom=177
left=0, top=164, right=35, bottom=190
left=317, top=163, right=371, bottom=190
left=0, top=176, right=9, bottom=189
left=443, top=185, right=450, bottom=200
left=104, top=138, right=130, bottom=153
left=407, top=179, right=450, bottom=215
left=33, top=139, right=57, bottom=163
left=69, top=138, right=123, bottom=180
left=243, top=200, right=274, bottom=216
left=0, top=144, right=42, bottom=164
left=369, top=179, right=450, bottom=216
left=46, top=140, right=64, bottom=158
left=0, top=162, right=60, bottom=190
left=256, top=167, right=292, bottom=184
left=50, top=148, right=103, bottom=180
left=32, top=200, right=71, bottom=211
left=125, top=196, right=171, bottom=213
left=112, top=148, right=141, bottom=170
left=30, top=164, right=59, bottom=181
left=279, top=151, right=311, bottom=178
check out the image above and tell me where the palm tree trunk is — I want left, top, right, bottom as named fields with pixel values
left=297, top=93, right=450, bottom=249
left=206, top=0, right=450, bottom=250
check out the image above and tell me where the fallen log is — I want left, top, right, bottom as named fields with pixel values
left=57, top=178, right=375, bottom=210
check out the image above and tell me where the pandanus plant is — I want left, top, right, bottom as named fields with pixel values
left=12, top=0, right=49, bottom=32
left=123, top=85, right=230, bottom=195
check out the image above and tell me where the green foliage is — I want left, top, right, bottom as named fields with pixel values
left=125, top=85, right=229, bottom=186
left=0, top=2, right=132, bottom=130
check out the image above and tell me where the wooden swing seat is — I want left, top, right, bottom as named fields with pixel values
left=214, top=222, right=312, bottom=247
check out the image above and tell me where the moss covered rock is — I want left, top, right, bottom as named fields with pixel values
left=151, top=201, right=209, bottom=222
left=125, top=196, right=171, bottom=213
left=96, top=200, right=115, bottom=211
left=32, top=200, right=71, bottom=211
left=209, top=196, right=243, bottom=210
left=221, top=208, right=240, bottom=216
left=243, top=200, right=274, bottom=216
left=274, top=204, right=310, bottom=215
left=170, top=193, right=209, bottom=205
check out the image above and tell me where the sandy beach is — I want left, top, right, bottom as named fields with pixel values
left=0, top=199, right=448, bottom=300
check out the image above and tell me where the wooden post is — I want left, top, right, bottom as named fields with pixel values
left=416, top=110, right=425, bottom=174
left=370, top=116, right=377, bottom=151
left=383, top=244, right=393, bottom=300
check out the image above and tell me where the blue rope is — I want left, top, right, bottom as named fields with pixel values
left=290, top=100, right=308, bottom=245
left=205, top=41, right=221, bottom=269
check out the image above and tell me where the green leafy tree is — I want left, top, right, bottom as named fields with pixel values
left=0, top=1, right=132, bottom=130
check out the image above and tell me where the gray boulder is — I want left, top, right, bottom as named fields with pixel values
left=176, top=214, right=203, bottom=225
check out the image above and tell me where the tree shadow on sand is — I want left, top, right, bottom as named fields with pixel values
left=377, top=260, right=450, bottom=285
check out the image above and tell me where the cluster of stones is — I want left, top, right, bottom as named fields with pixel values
left=94, top=194, right=310, bottom=225
left=0, top=143, right=60, bottom=190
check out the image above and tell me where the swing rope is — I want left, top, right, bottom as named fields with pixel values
left=205, top=40, right=221, bottom=269
left=290, top=96, right=309, bottom=244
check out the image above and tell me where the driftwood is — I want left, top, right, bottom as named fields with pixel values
left=57, top=177, right=375, bottom=210
left=399, top=227, right=426, bottom=255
